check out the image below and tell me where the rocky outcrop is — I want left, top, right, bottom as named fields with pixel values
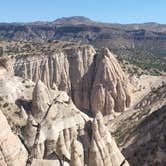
left=135, top=84, right=166, bottom=109
left=0, top=109, right=28, bottom=166
left=23, top=80, right=91, bottom=164
left=21, top=80, right=129, bottom=166
left=90, top=48, right=131, bottom=114
left=89, top=112, right=129, bottom=166
left=120, top=105, right=166, bottom=166
left=32, top=80, right=53, bottom=121
left=70, top=139, right=84, bottom=166
left=0, top=56, right=13, bottom=74
left=0, top=56, right=35, bottom=104
left=0, top=69, right=130, bottom=166
left=31, top=159, right=69, bottom=166
left=14, top=44, right=131, bottom=116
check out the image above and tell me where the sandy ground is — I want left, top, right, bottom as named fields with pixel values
left=130, top=74, right=166, bottom=108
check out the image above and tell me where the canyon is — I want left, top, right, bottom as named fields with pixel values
left=0, top=28, right=166, bottom=166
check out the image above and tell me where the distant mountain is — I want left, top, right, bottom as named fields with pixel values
left=53, top=16, right=95, bottom=25
left=0, top=16, right=166, bottom=50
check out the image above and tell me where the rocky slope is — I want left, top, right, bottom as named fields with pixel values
left=1, top=40, right=166, bottom=166
left=27, top=80, right=128, bottom=166
left=13, top=43, right=131, bottom=116
left=0, top=58, right=130, bottom=166
left=0, top=109, right=28, bottom=166
left=106, top=82, right=166, bottom=166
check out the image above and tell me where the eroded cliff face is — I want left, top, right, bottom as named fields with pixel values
left=24, top=80, right=91, bottom=165
left=14, top=44, right=131, bottom=116
left=0, top=109, right=28, bottom=166
left=0, top=56, right=14, bottom=74
left=0, top=49, right=131, bottom=166
left=22, top=80, right=129, bottom=166
left=89, top=112, right=129, bottom=166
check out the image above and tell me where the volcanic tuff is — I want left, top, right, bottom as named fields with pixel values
left=27, top=80, right=129, bottom=166
left=0, top=39, right=166, bottom=166
left=0, top=56, right=130, bottom=166
left=14, top=43, right=131, bottom=116
left=0, top=109, right=28, bottom=166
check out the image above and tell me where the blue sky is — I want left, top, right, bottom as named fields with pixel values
left=0, top=0, right=166, bottom=23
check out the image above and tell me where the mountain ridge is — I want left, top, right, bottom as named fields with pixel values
left=1, top=16, right=166, bottom=51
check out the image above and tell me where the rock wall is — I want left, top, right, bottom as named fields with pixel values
left=14, top=44, right=131, bottom=115
left=22, top=80, right=129, bottom=166
left=0, top=109, right=27, bottom=166
left=89, top=112, right=129, bottom=166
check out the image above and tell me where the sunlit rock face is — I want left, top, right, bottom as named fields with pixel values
left=14, top=44, right=131, bottom=116
left=22, top=81, right=130, bottom=166
left=0, top=109, right=28, bottom=166
left=23, top=80, right=91, bottom=164
left=0, top=55, right=131, bottom=165
left=89, top=112, right=130, bottom=166
left=0, top=56, right=14, bottom=74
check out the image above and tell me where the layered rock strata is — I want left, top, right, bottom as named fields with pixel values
left=23, top=80, right=91, bottom=165
left=14, top=44, right=131, bottom=115
left=89, top=112, right=129, bottom=166
left=22, top=80, right=129, bottom=166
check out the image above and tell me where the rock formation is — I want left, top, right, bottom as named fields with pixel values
left=70, top=139, right=84, bottom=166
left=0, top=56, right=34, bottom=103
left=0, top=56, right=13, bottom=74
left=22, top=80, right=130, bottom=166
left=0, top=43, right=131, bottom=165
left=0, top=109, right=28, bottom=166
left=32, top=80, right=53, bottom=121
left=14, top=43, right=131, bottom=116
left=23, top=80, right=91, bottom=165
left=89, top=112, right=129, bottom=166
left=90, top=48, right=131, bottom=114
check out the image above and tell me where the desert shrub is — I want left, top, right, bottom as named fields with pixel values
left=0, top=47, right=3, bottom=57
left=3, top=102, right=9, bottom=108
left=25, top=85, right=30, bottom=88
left=0, top=96, right=3, bottom=101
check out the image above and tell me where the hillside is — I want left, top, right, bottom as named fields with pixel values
left=0, top=16, right=166, bottom=50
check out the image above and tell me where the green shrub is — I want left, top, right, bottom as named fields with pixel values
left=3, top=102, right=9, bottom=108
left=0, top=96, right=3, bottom=101
left=0, top=47, right=3, bottom=57
left=25, top=85, right=30, bottom=88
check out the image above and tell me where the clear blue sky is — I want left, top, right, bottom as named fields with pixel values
left=0, top=0, right=166, bottom=24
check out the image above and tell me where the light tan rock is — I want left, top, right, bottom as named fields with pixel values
left=31, top=159, right=69, bottom=166
left=32, top=80, right=53, bottom=121
left=0, top=56, right=13, bottom=74
left=0, top=77, right=130, bottom=166
left=70, top=139, right=84, bottom=166
left=90, top=48, right=131, bottom=115
left=23, top=81, right=90, bottom=163
left=14, top=44, right=131, bottom=116
left=0, top=109, right=28, bottom=166
left=23, top=114, right=37, bottom=147
left=89, top=112, right=130, bottom=166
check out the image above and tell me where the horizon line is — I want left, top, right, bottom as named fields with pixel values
left=0, top=16, right=165, bottom=25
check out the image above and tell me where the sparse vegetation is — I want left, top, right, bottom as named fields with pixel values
left=112, top=48, right=166, bottom=75
left=0, top=96, right=3, bottom=101
left=25, top=85, right=30, bottom=88
left=0, top=47, right=3, bottom=57
left=3, top=102, right=9, bottom=108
